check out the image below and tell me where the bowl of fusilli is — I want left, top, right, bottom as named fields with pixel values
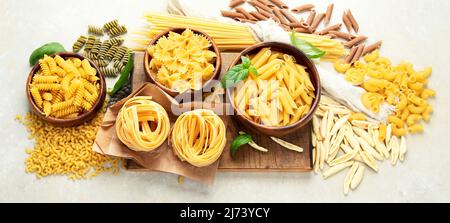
left=26, top=52, right=106, bottom=127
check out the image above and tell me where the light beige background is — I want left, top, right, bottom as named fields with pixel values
left=0, top=0, right=449, bottom=202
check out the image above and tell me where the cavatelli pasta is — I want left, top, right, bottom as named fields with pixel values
left=72, top=35, right=87, bottom=52
left=99, top=67, right=118, bottom=77
left=103, top=19, right=119, bottom=31
left=106, top=37, right=124, bottom=46
left=88, top=25, right=104, bottom=36
left=29, top=55, right=100, bottom=119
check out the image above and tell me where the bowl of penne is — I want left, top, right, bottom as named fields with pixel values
left=26, top=52, right=106, bottom=127
left=144, top=28, right=222, bottom=97
left=225, top=42, right=321, bottom=137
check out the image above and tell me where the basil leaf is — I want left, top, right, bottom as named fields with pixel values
left=248, top=66, right=259, bottom=76
left=241, top=56, right=251, bottom=68
left=230, top=134, right=253, bottom=158
left=237, top=69, right=249, bottom=82
left=290, top=31, right=326, bottom=59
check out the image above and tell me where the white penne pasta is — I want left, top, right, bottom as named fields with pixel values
left=312, top=132, right=317, bottom=147
left=322, top=161, right=354, bottom=179
left=326, top=110, right=335, bottom=137
left=399, top=136, right=407, bottom=162
left=350, top=165, right=365, bottom=190
left=356, top=136, right=384, bottom=161
left=344, top=162, right=359, bottom=195
left=271, top=137, right=304, bottom=153
left=313, top=115, right=322, bottom=140
left=353, top=127, right=375, bottom=147
left=386, top=124, right=392, bottom=145
left=351, top=120, right=379, bottom=129
left=359, top=150, right=378, bottom=172
left=330, top=114, right=350, bottom=136
left=320, top=111, right=329, bottom=139
left=390, top=136, right=400, bottom=166
left=372, top=131, right=390, bottom=159
left=330, top=150, right=357, bottom=166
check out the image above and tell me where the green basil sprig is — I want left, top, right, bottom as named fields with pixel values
left=221, top=56, right=258, bottom=88
left=290, top=31, right=326, bottom=59
left=230, top=134, right=253, bottom=158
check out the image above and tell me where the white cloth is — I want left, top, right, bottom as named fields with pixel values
left=168, top=0, right=394, bottom=122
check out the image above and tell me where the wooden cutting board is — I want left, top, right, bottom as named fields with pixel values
left=126, top=52, right=312, bottom=172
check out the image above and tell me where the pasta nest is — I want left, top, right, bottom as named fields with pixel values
left=171, top=109, right=226, bottom=167
left=116, top=96, right=170, bottom=152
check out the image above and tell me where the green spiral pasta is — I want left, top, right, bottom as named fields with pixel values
left=120, top=50, right=130, bottom=65
left=99, top=67, right=119, bottom=77
left=88, top=25, right=104, bottom=36
left=92, top=59, right=109, bottom=67
left=72, top=35, right=87, bottom=52
left=90, top=39, right=102, bottom=55
left=83, top=52, right=98, bottom=60
left=108, top=25, right=127, bottom=37
left=106, top=37, right=124, bottom=46
left=84, top=35, right=97, bottom=52
left=113, top=46, right=127, bottom=61
left=103, top=19, right=119, bottom=31
left=105, top=46, right=118, bottom=60
left=98, top=42, right=112, bottom=59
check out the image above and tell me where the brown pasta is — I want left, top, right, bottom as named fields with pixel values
left=306, top=10, right=316, bottom=26
left=317, top=24, right=342, bottom=35
left=249, top=0, right=272, bottom=12
left=257, top=0, right=275, bottom=8
left=342, top=12, right=353, bottom=32
left=351, top=44, right=365, bottom=64
left=310, top=13, right=326, bottom=32
left=362, top=41, right=382, bottom=56
left=221, top=10, right=246, bottom=19
left=291, top=4, right=314, bottom=13
left=229, top=0, right=246, bottom=8
left=294, top=27, right=312, bottom=33
left=329, top=31, right=356, bottom=41
left=235, top=18, right=257, bottom=24
left=273, top=8, right=289, bottom=26
left=269, top=0, right=288, bottom=9
left=345, top=46, right=358, bottom=63
left=346, top=10, right=359, bottom=32
left=281, top=9, right=298, bottom=23
left=256, top=7, right=272, bottom=18
left=290, top=22, right=311, bottom=29
left=344, top=35, right=367, bottom=48
left=235, top=7, right=257, bottom=20
left=324, top=4, right=334, bottom=25
left=250, top=11, right=268, bottom=20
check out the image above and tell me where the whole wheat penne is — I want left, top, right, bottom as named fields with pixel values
left=346, top=10, right=359, bottom=32
left=322, top=161, right=354, bottom=179
left=294, top=27, right=312, bottom=33
left=390, top=136, right=400, bottom=165
left=330, top=114, right=351, bottom=136
left=235, top=7, right=257, bottom=20
left=257, top=7, right=272, bottom=18
left=257, top=0, right=275, bottom=8
left=386, top=124, right=392, bottom=145
left=329, top=31, right=356, bottom=41
left=235, top=18, right=257, bottom=24
left=323, top=33, right=336, bottom=39
left=281, top=9, right=298, bottom=23
left=356, top=136, right=383, bottom=161
left=324, top=4, right=334, bottom=25
left=249, top=0, right=272, bottom=12
left=310, top=13, right=326, bottom=32
left=342, top=12, right=353, bottom=32
left=350, top=165, right=365, bottom=190
left=345, top=46, right=358, bottom=64
left=269, top=0, right=288, bottom=9
left=320, top=111, right=329, bottom=138
left=291, top=4, right=315, bottom=13
left=362, top=41, right=382, bottom=56
left=229, top=0, right=246, bottom=8
left=250, top=11, right=268, bottom=20
left=273, top=8, right=289, bottom=26
left=290, top=22, right=310, bottom=29
left=344, top=162, right=359, bottom=195
left=344, top=36, right=368, bottom=48
left=353, top=127, right=374, bottom=147
left=221, top=10, right=246, bottom=19
left=306, top=10, right=316, bottom=26
left=330, top=150, right=357, bottom=166
left=359, top=150, right=378, bottom=172
left=399, top=136, right=407, bottom=162
left=271, top=137, right=304, bottom=153
left=350, top=44, right=365, bottom=63
left=317, top=24, right=342, bottom=35
left=269, top=14, right=281, bottom=24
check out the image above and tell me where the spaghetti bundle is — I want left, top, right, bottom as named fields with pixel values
left=171, top=109, right=226, bottom=167
left=295, top=33, right=347, bottom=61
left=135, top=13, right=258, bottom=51
left=116, top=96, right=170, bottom=152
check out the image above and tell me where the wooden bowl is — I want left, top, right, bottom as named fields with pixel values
left=225, top=42, right=322, bottom=137
left=144, top=28, right=222, bottom=97
left=26, top=52, right=106, bottom=127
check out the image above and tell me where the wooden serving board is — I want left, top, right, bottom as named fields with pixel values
left=126, top=52, right=312, bottom=172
